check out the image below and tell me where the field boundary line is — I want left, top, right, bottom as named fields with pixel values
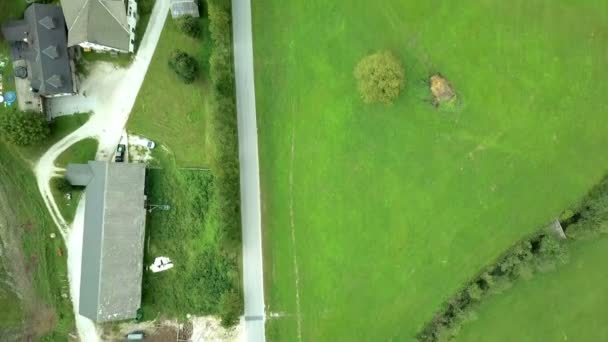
left=289, top=124, right=303, bottom=342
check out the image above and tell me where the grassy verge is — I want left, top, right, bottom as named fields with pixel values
left=128, top=14, right=213, bottom=167
left=141, top=152, right=241, bottom=323
left=54, top=138, right=98, bottom=167
left=135, top=0, right=156, bottom=52
left=0, top=143, right=75, bottom=341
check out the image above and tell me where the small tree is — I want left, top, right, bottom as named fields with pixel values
left=219, top=290, right=243, bottom=328
left=178, top=15, right=201, bottom=38
left=0, top=109, right=50, bottom=146
left=168, top=50, right=199, bottom=84
left=354, top=51, right=405, bottom=104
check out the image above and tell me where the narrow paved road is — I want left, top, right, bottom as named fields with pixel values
left=232, top=0, right=266, bottom=341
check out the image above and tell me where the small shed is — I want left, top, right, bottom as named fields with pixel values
left=170, top=0, right=200, bottom=18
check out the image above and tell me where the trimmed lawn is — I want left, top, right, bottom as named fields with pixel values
left=54, top=137, right=98, bottom=167
left=457, top=236, right=608, bottom=341
left=128, top=15, right=213, bottom=167
left=253, top=1, right=608, bottom=340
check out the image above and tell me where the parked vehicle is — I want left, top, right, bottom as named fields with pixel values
left=115, top=144, right=126, bottom=162
left=126, top=331, right=145, bottom=340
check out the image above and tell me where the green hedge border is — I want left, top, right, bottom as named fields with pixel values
left=417, top=176, right=608, bottom=341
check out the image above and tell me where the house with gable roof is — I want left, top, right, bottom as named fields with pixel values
left=60, top=0, right=138, bottom=53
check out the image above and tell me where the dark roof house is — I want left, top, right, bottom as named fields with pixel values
left=60, top=0, right=135, bottom=52
left=170, top=0, right=200, bottom=18
left=67, top=161, right=147, bottom=322
left=1, top=4, right=75, bottom=97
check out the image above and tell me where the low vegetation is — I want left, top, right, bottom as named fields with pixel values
left=0, top=109, right=50, bottom=146
left=141, top=155, right=241, bottom=324
left=178, top=15, right=202, bottom=38
left=354, top=51, right=405, bottom=104
left=169, top=49, right=199, bottom=84
left=208, top=0, right=242, bottom=248
left=418, top=175, right=608, bottom=341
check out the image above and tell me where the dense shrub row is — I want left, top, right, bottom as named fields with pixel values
left=206, top=0, right=241, bottom=248
left=205, top=0, right=244, bottom=325
left=0, top=108, right=50, bottom=146
left=417, top=176, right=608, bottom=342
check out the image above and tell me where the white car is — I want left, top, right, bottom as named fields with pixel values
left=146, top=140, right=155, bottom=149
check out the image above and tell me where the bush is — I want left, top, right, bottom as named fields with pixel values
left=178, top=15, right=201, bottom=38
left=0, top=109, right=50, bottom=146
left=52, top=177, right=73, bottom=193
left=137, top=0, right=155, bottom=15
left=207, top=0, right=241, bottom=247
left=219, top=290, right=243, bottom=327
left=354, top=51, right=405, bottom=104
left=168, top=50, right=199, bottom=84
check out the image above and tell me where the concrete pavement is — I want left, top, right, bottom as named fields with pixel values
left=232, top=0, right=266, bottom=341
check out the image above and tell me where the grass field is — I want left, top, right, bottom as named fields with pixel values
left=253, top=1, right=608, bottom=340
left=457, top=236, right=608, bottom=341
left=128, top=15, right=213, bottom=167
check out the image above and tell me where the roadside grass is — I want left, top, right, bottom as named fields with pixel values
left=254, top=0, right=608, bottom=340
left=457, top=236, right=608, bottom=341
left=135, top=0, right=156, bottom=52
left=0, top=143, right=75, bottom=341
left=128, top=14, right=213, bottom=167
left=140, top=151, right=240, bottom=320
left=50, top=138, right=99, bottom=224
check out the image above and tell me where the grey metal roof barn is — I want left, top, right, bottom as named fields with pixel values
left=67, top=161, right=147, bottom=322
left=1, top=4, right=75, bottom=97
left=60, top=0, right=131, bottom=52
left=170, top=0, right=200, bottom=18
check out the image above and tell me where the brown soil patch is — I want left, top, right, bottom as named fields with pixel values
left=430, top=74, right=456, bottom=105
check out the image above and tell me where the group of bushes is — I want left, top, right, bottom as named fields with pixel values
left=207, top=0, right=241, bottom=248
left=169, top=12, right=203, bottom=83
left=206, top=0, right=244, bottom=325
left=417, top=176, right=608, bottom=342
left=0, top=108, right=49, bottom=146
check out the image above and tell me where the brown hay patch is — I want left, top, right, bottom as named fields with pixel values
left=430, top=74, right=456, bottom=105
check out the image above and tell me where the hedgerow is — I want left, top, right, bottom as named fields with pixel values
left=417, top=175, right=608, bottom=342
left=205, top=0, right=244, bottom=323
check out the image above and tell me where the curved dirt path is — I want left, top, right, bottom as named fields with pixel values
left=33, top=1, right=170, bottom=340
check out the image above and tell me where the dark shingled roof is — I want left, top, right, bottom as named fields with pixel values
left=1, top=4, right=74, bottom=97
left=67, top=161, right=147, bottom=322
